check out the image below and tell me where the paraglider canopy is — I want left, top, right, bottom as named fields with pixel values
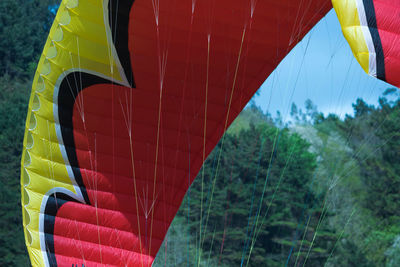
left=21, top=0, right=400, bottom=266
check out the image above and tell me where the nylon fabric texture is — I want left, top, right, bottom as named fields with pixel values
left=21, top=0, right=331, bottom=266
left=333, top=0, right=400, bottom=87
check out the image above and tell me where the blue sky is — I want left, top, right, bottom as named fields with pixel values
left=252, top=9, right=393, bottom=121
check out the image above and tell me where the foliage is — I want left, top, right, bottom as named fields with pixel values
left=309, top=96, right=400, bottom=266
left=153, top=216, right=221, bottom=267
left=0, top=0, right=58, bottom=79
left=176, top=118, right=337, bottom=266
left=0, top=76, right=30, bottom=266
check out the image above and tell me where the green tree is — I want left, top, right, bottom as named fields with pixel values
left=0, top=76, right=30, bottom=266
left=0, top=0, right=58, bottom=78
left=176, top=114, right=335, bottom=266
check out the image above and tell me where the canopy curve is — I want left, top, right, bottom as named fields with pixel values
left=21, top=0, right=334, bottom=266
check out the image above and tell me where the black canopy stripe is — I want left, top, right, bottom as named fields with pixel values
left=363, top=0, right=386, bottom=81
left=109, top=0, right=136, bottom=87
